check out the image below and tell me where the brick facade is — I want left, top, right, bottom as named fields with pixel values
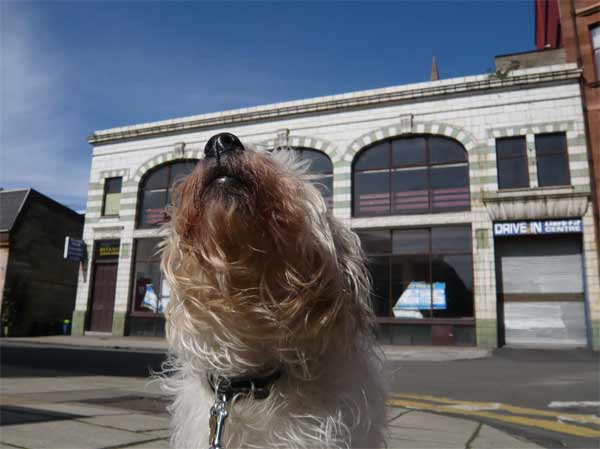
left=557, top=0, right=600, bottom=279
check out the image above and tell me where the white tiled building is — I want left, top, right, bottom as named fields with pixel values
left=74, top=61, right=600, bottom=349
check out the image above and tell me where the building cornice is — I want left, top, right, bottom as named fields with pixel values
left=481, top=186, right=591, bottom=221
left=481, top=185, right=591, bottom=202
left=88, top=64, right=582, bottom=145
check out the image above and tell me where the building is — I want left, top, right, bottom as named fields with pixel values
left=535, top=0, right=600, bottom=269
left=74, top=58, right=600, bottom=349
left=0, top=189, right=84, bottom=336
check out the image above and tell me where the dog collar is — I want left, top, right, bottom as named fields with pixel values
left=207, top=368, right=283, bottom=401
left=206, top=369, right=283, bottom=449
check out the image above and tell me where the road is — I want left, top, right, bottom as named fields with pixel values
left=387, top=348, right=599, bottom=449
left=1, top=342, right=599, bottom=448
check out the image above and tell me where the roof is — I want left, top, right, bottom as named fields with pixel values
left=0, top=188, right=83, bottom=233
left=87, top=63, right=581, bottom=145
left=0, top=189, right=30, bottom=232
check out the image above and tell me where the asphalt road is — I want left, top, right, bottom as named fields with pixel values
left=1, top=343, right=599, bottom=448
left=388, top=348, right=600, bottom=449
left=0, top=343, right=165, bottom=378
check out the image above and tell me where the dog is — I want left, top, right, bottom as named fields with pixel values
left=161, top=133, right=387, bottom=449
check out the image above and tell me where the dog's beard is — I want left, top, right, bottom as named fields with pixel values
left=162, top=149, right=374, bottom=377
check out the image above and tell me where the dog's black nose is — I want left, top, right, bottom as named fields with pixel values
left=204, top=133, right=245, bottom=161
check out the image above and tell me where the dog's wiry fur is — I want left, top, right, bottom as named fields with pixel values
left=161, top=147, right=386, bottom=449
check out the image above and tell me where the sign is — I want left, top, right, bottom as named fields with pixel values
left=63, top=237, right=85, bottom=262
left=140, top=282, right=170, bottom=314
left=393, top=282, right=447, bottom=314
left=96, top=240, right=120, bottom=258
left=142, top=283, right=159, bottom=312
left=494, top=219, right=582, bottom=236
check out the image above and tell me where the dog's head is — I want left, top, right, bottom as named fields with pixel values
left=162, top=133, right=373, bottom=376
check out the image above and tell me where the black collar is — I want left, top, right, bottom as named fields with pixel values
left=207, top=369, right=283, bottom=401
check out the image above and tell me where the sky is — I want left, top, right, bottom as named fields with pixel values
left=0, top=1, right=534, bottom=212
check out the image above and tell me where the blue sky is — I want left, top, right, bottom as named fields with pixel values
left=1, top=1, right=534, bottom=212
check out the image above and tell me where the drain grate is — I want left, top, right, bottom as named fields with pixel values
left=78, top=395, right=170, bottom=415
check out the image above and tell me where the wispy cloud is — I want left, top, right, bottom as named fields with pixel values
left=0, top=4, right=89, bottom=211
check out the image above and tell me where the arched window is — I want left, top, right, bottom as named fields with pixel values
left=137, top=160, right=198, bottom=228
left=293, top=147, right=333, bottom=208
left=271, top=147, right=333, bottom=208
left=353, top=136, right=470, bottom=217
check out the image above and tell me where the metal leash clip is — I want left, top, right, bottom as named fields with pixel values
left=208, top=392, right=229, bottom=449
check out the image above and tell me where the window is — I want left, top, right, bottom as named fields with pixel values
left=496, top=136, right=529, bottom=189
left=102, top=177, right=122, bottom=216
left=137, top=160, right=197, bottom=228
left=356, top=226, right=473, bottom=319
left=131, top=238, right=167, bottom=314
left=353, top=136, right=470, bottom=217
left=592, top=26, right=600, bottom=79
left=535, top=132, right=570, bottom=187
left=293, top=147, right=333, bottom=208
left=271, top=147, right=333, bottom=208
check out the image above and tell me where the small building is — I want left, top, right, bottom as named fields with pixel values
left=0, top=189, right=84, bottom=336
left=74, top=57, right=600, bottom=349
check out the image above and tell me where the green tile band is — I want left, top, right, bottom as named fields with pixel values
left=476, top=319, right=498, bottom=348
left=71, top=310, right=87, bottom=336
left=111, top=311, right=127, bottom=336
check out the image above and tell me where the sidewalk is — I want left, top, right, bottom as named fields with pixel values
left=1, top=337, right=544, bottom=447
left=0, top=373, right=541, bottom=449
left=1, top=335, right=492, bottom=362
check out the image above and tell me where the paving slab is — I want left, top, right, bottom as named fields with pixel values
left=471, top=424, right=543, bottom=449
left=127, top=378, right=163, bottom=396
left=386, top=406, right=410, bottom=422
left=0, top=420, right=151, bottom=449
left=389, top=410, right=479, bottom=445
left=387, top=434, right=464, bottom=449
left=1, top=388, right=136, bottom=404
left=79, top=395, right=169, bottom=415
left=1, top=394, right=47, bottom=406
left=387, top=427, right=470, bottom=447
left=0, top=376, right=147, bottom=395
left=0, top=443, right=23, bottom=449
left=10, top=401, right=134, bottom=417
left=120, top=438, right=170, bottom=449
left=141, top=429, right=172, bottom=439
left=79, top=413, right=170, bottom=432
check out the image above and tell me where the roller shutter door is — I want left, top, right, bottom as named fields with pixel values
left=495, top=235, right=587, bottom=347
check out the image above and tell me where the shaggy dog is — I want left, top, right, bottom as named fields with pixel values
left=161, top=133, right=386, bottom=449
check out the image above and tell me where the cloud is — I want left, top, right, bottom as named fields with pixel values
left=0, top=5, right=89, bottom=211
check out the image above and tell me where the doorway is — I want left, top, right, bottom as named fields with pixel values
left=88, top=240, right=120, bottom=332
left=495, top=234, right=587, bottom=347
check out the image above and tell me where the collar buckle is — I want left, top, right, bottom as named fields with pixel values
left=208, top=393, right=229, bottom=449
left=206, top=368, right=282, bottom=448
